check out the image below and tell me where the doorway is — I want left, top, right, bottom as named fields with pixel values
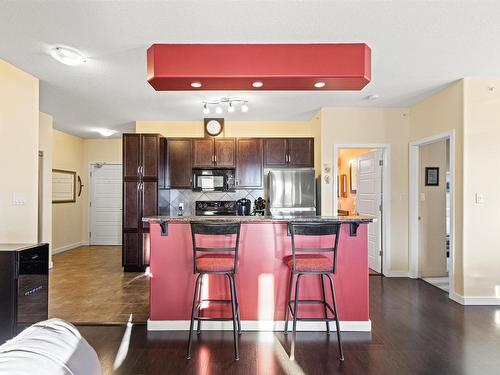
left=89, top=163, right=122, bottom=245
left=409, top=131, right=455, bottom=298
left=334, top=145, right=390, bottom=276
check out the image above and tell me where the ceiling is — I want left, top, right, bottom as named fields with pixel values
left=0, top=1, right=499, bottom=138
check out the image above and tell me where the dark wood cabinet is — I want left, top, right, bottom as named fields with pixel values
left=166, top=139, right=192, bottom=188
left=214, top=139, right=235, bottom=167
left=264, top=138, right=314, bottom=168
left=288, top=138, right=314, bottom=167
left=192, top=138, right=214, bottom=167
left=236, top=138, right=263, bottom=188
left=192, top=138, right=235, bottom=168
left=264, top=138, right=288, bottom=167
left=159, top=137, right=167, bottom=189
left=122, top=133, right=161, bottom=272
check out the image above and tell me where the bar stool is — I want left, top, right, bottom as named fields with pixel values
left=187, top=221, right=242, bottom=360
left=283, top=221, right=344, bottom=361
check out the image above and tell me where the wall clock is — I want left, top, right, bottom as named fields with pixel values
left=204, top=118, right=224, bottom=137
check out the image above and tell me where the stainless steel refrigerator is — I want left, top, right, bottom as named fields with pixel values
left=268, top=168, right=316, bottom=217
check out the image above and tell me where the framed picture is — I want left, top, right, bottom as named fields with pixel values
left=350, top=161, right=357, bottom=193
left=425, top=167, right=439, bottom=186
left=52, top=169, right=76, bottom=203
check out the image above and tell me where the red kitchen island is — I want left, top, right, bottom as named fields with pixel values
left=143, top=216, right=372, bottom=332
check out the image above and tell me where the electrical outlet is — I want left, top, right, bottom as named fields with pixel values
left=13, top=193, right=26, bottom=206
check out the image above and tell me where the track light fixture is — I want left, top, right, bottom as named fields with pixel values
left=201, top=97, right=249, bottom=114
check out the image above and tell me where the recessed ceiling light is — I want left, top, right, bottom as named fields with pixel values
left=98, top=129, right=116, bottom=137
left=50, top=46, right=87, bottom=66
left=252, top=81, right=263, bottom=88
left=191, top=81, right=202, bottom=88
left=314, top=81, right=326, bottom=88
left=365, top=94, right=380, bottom=100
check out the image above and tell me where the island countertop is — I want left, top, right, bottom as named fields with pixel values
left=142, top=214, right=373, bottom=223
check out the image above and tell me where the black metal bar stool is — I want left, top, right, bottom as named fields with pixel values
left=187, top=221, right=242, bottom=360
left=283, top=221, right=343, bottom=361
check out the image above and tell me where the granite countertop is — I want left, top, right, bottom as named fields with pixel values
left=142, top=215, right=373, bottom=223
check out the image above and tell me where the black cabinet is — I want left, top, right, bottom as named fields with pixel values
left=0, top=243, right=48, bottom=344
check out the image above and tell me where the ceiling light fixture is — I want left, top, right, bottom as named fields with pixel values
left=314, top=81, right=326, bottom=88
left=98, top=129, right=116, bottom=137
left=365, top=94, right=380, bottom=100
left=190, top=81, right=202, bottom=88
left=202, top=97, right=249, bottom=114
left=50, top=46, right=87, bottom=66
left=252, top=81, right=263, bottom=88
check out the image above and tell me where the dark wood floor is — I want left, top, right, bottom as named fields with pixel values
left=78, top=277, right=500, bottom=375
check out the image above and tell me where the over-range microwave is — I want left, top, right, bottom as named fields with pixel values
left=192, top=168, right=236, bottom=192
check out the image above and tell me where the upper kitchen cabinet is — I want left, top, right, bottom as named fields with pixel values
left=236, top=138, right=263, bottom=188
left=264, top=138, right=314, bottom=168
left=159, top=137, right=167, bottom=189
left=192, top=138, right=214, bottom=167
left=192, top=138, right=235, bottom=168
left=214, top=138, right=235, bottom=167
left=166, top=139, right=192, bottom=188
left=288, top=138, right=314, bottom=167
left=123, top=133, right=160, bottom=180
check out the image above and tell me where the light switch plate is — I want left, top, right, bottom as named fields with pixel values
left=13, top=193, right=26, bottom=205
left=475, top=193, right=484, bottom=204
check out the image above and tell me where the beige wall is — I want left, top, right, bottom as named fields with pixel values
left=410, top=80, right=464, bottom=294
left=320, top=108, right=411, bottom=272
left=136, top=120, right=315, bottom=138
left=52, top=131, right=123, bottom=250
left=462, top=78, right=500, bottom=298
left=419, top=140, right=447, bottom=277
left=338, top=148, right=374, bottom=215
left=52, top=130, right=85, bottom=250
left=39, top=112, right=53, bottom=260
left=0, top=59, right=39, bottom=243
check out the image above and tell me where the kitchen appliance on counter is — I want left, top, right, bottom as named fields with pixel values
left=268, top=168, right=316, bottom=217
left=195, top=201, right=237, bottom=216
left=192, top=168, right=235, bottom=192
left=236, top=198, right=252, bottom=216
left=254, top=197, right=266, bottom=216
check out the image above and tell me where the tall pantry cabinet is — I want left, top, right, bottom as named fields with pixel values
left=122, top=133, right=161, bottom=272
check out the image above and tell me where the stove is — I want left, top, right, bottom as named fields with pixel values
left=195, top=201, right=237, bottom=216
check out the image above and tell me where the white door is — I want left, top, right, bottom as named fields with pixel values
left=356, top=150, right=383, bottom=273
left=90, top=164, right=122, bottom=245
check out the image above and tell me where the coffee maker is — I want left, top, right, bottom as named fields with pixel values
left=253, top=197, right=266, bottom=216
left=236, top=198, right=251, bottom=216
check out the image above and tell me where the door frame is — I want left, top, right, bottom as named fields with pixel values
left=332, top=144, right=391, bottom=276
left=88, top=162, right=123, bottom=245
left=409, top=130, right=455, bottom=298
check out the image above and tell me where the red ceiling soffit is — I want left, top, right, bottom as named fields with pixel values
left=147, top=44, right=371, bottom=91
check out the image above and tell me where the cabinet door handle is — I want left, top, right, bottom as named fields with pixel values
left=137, top=166, right=141, bottom=176
left=214, top=155, right=217, bottom=164
left=141, top=166, right=144, bottom=176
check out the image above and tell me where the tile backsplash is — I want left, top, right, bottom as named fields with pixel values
left=165, top=189, right=265, bottom=216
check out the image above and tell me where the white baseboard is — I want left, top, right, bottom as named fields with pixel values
left=147, top=319, right=371, bottom=332
left=52, top=241, right=88, bottom=255
left=450, top=292, right=500, bottom=306
left=384, top=270, right=409, bottom=277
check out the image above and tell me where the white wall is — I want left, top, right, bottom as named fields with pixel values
left=39, top=112, right=53, bottom=260
left=0, top=59, right=39, bottom=243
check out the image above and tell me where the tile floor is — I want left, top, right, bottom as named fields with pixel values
left=49, top=246, right=149, bottom=324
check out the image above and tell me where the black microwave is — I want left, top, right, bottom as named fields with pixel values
left=192, top=168, right=236, bottom=192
